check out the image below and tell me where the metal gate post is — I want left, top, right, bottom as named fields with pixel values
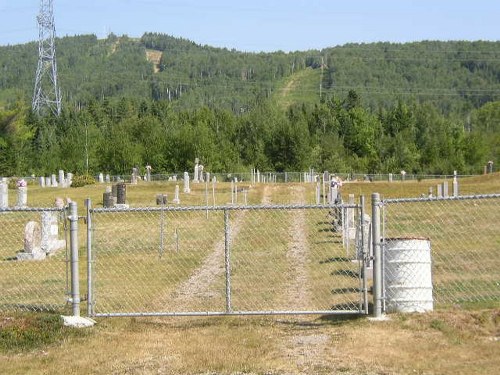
left=371, top=193, right=382, bottom=318
left=69, top=201, right=80, bottom=317
left=85, top=198, right=93, bottom=316
left=360, top=195, right=369, bottom=314
left=224, top=209, right=232, bottom=313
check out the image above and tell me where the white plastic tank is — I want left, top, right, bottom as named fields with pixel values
left=384, top=237, right=433, bottom=313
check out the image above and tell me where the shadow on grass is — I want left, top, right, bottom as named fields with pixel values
left=320, top=256, right=352, bottom=263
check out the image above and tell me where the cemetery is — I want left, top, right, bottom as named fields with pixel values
left=0, top=165, right=499, bottom=374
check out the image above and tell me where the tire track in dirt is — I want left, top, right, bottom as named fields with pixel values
left=280, top=184, right=332, bottom=374
left=159, top=185, right=272, bottom=312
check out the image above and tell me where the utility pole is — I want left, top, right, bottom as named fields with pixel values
left=32, top=0, right=62, bottom=116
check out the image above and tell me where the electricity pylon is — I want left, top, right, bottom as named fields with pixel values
left=32, top=0, right=61, bottom=116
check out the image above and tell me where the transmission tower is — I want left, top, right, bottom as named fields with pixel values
left=32, top=0, right=61, bottom=116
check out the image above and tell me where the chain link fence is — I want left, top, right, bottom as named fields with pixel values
left=88, top=203, right=367, bottom=317
left=381, top=194, right=500, bottom=311
left=0, top=207, right=70, bottom=313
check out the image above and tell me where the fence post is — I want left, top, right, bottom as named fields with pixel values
left=85, top=198, right=93, bottom=316
left=224, top=209, right=232, bottom=313
left=360, top=195, right=369, bottom=314
left=69, top=201, right=80, bottom=317
left=371, top=193, right=382, bottom=318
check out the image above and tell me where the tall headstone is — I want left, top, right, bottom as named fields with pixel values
left=193, top=158, right=200, bottom=183
left=39, top=176, right=45, bottom=188
left=146, top=165, right=152, bottom=182
left=46, top=176, right=51, bottom=187
left=103, top=185, right=115, bottom=208
left=443, top=181, right=449, bottom=198
left=132, top=167, right=138, bottom=184
left=173, top=185, right=180, bottom=204
left=41, top=209, right=66, bottom=255
left=437, top=184, right=443, bottom=198
left=389, top=173, right=393, bottom=182
left=0, top=178, right=8, bottom=208
left=51, top=174, right=58, bottom=187
left=453, top=171, right=459, bottom=197
left=183, top=172, right=191, bottom=193
left=205, top=172, right=210, bottom=184
left=105, top=174, right=110, bottom=183
left=199, top=165, right=204, bottom=182
left=58, top=170, right=65, bottom=186
left=116, top=183, right=127, bottom=204
left=98, top=173, right=104, bottom=183
left=66, top=173, right=73, bottom=187
left=17, top=185, right=28, bottom=208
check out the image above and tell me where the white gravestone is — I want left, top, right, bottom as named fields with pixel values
left=183, top=172, right=191, bottom=193
left=51, top=174, right=58, bottom=187
left=17, top=186, right=28, bottom=208
left=17, top=221, right=46, bottom=260
left=45, top=177, right=51, bottom=187
left=98, top=173, right=104, bottom=183
left=58, top=170, right=65, bottom=187
left=39, top=176, right=45, bottom=188
left=41, top=210, right=66, bottom=255
left=173, top=185, right=180, bottom=204
left=0, top=178, right=8, bottom=208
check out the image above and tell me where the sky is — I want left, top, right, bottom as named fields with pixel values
left=0, top=0, right=498, bottom=52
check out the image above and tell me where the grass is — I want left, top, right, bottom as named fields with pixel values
left=0, top=309, right=498, bottom=374
left=0, top=173, right=499, bottom=374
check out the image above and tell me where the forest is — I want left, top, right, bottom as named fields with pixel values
left=0, top=33, right=499, bottom=176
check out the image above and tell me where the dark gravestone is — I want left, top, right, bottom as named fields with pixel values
left=116, top=183, right=127, bottom=204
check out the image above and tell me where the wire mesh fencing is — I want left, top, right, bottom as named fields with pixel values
left=381, top=194, right=500, bottom=311
left=0, top=207, right=69, bottom=313
left=88, top=203, right=368, bottom=317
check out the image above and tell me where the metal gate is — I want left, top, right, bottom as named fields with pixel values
left=86, top=202, right=369, bottom=317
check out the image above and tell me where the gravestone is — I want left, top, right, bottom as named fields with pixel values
left=46, top=176, right=51, bottom=187
left=17, top=221, right=45, bottom=260
left=131, top=168, right=138, bottom=184
left=16, top=186, right=28, bottom=208
left=41, top=210, right=66, bottom=255
left=453, top=171, right=459, bottom=197
left=156, top=194, right=167, bottom=205
left=98, top=173, right=104, bottom=183
left=146, top=165, right=152, bottom=182
left=116, top=183, right=127, bottom=204
left=172, top=185, right=180, bottom=204
left=105, top=174, right=110, bottom=183
left=58, top=170, right=65, bottom=186
left=39, top=176, right=45, bottom=188
left=183, top=172, right=191, bottom=193
left=193, top=158, right=200, bottom=183
left=437, top=184, right=443, bottom=198
left=66, top=173, right=73, bottom=187
left=0, top=178, right=8, bottom=208
left=103, top=192, right=115, bottom=208
left=51, top=174, right=58, bottom=187
left=443, top=181, right=449, bottom=198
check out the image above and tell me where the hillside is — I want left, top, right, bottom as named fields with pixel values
left=1, top=34, right=500, bottom=114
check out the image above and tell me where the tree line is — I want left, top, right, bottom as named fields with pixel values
left=0, top=93, right=497, bottom=177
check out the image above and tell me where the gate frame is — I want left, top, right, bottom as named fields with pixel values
left=85, top=200, right=369, bottom=318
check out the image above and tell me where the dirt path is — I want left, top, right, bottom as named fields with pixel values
left=162, top=185, right=273, bottom=311
left=279, top=185, right=331, bottom=374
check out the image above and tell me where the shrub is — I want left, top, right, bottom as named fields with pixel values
left=71, top=174, right=96, bottom=188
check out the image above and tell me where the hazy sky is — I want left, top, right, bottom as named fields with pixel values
left=0, top=0, right=498, bottom=51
